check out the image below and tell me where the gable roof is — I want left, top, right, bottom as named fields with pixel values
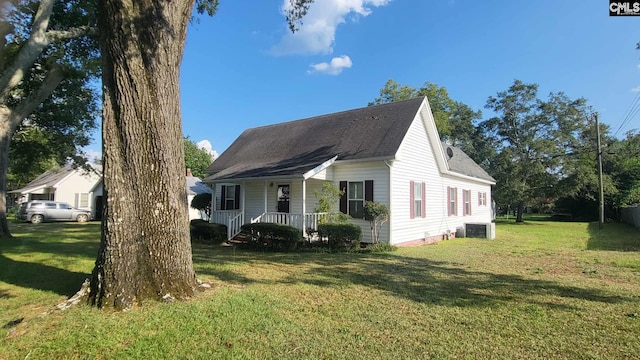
left=205, top=98, right=425, bottom=181
left=441, top=143, right=495, bottom=183
left=186, top=176, right=212, bottom=196
left=204, top=97, right=495, bottom=185
left=9, top=164, right=102, bottom=194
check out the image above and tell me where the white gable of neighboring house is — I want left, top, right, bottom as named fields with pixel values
left=186, top=176, right=212, bottom=220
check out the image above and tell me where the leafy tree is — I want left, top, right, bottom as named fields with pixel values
left=607, top=131, right=640, bottom=208
left=313, top=181, right=348, bottom=224
left=190, top=192, right=212, bottom=220
left=482, top=80, right=589, bottom=222
left=184, top=137, right=213, bottom=179
left=0, top=0, right=100, bottom=238
left=369, top=79, right=485, bottom=163
left=87, top=0, right=313, bottom=309
left=363, top=201, right=389, bottom=244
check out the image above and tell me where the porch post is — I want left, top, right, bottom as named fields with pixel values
left=210, top=183, right=216, bottom=223
left=302, top=179, right=307, bottom=237
left=263, top=181, right=268, bottom=214
left=242, top=181, right=246, bottom=219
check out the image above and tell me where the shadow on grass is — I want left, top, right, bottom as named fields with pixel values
left=586, top=222, right=640, bottom=252
left=0, top=253, right=90, bottom=297
left=193, top=245, right=633, bottom=310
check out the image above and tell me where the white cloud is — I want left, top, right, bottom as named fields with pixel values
left=270, top=0, right=391, bottom=56
left=196, top=139, right=219, bottom=160
left=632, top=86, right=640, bottom=93
left=308, top=55, right=353, bottom=75
left=83, top=149, right=103, bottom=164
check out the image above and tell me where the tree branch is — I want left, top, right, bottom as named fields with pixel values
left=6, top=65, right=65, bottom=130
left=47, top=26, right=98, bottom=43
left=0, top=0, right=54, bottom=102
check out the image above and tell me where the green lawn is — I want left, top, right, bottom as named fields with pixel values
left=1, top=219, right=639, bottom=359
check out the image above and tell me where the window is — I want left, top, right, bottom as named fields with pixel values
left=76, top=193, right=89, bottom=208
left=348, top=181, right=364, bottom=219
left=339, top=180, right=373, bottom=219
left=478, top=192, right=487, bottom=206
left=448, top=187, right=457, bottom=216
left=410, top=181, right=426, bottom=219
left=220, top=185, right=240, bottom=210
left=463, top=190, right=472, bottom=216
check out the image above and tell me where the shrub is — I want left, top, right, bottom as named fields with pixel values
left=317, top=223, right=362, bottom=251
left=361, top=242, right=397, bottom=253
left=190, top=219, right=227, bottom=244
left=190, top=193, right=212, bottom=220
left=240, top=223, right=302, bottom=251
left=363, top=201, right=389, bottom=244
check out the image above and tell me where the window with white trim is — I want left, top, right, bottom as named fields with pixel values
left=478, top=192, right=487, bottom=206
left=448, top=187, right=457, bottom=216
left=348, top=181, right=364, bottom=219
left=463, top=189, right=472, bottom=216
left=221, top=185, right=240, bottom=210
left=411, top=181, right=426, bottom=219
left=76, top=193, right=90, bottom=208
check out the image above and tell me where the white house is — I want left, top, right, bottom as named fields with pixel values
left=186, top=169, right=213, bottom=220
left=203, top=97, right=496, bottom=246
left=10, top=164, right=103, bottom=220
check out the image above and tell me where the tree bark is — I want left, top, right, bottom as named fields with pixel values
left=88, top=0, right=197, bottom=309
left=0, top=125, right=13, bottom=239
left=516, top=202, right=524, bottom=223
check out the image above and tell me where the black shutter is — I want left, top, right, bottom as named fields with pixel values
left=220, top=186, right=227, bottom=210
left=234, top=185, right=241, bottom=210
left=339, top=181, right=347, bottom=214
left=365, top=180, right=374, bottom=202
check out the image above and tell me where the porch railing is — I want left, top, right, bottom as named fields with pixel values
left=252, top=212, right=330, bottom=231
left=210, top=210, right=244, bottom=240
left=211, top=211, right=330, bottom=240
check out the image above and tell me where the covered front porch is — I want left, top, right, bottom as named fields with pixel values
left=208, top=172, right=336, bottom=240
left=210, top=209, right=329, bottom=240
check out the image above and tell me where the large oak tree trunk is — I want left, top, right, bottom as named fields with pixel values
left=88, top=0, right=198, bottom=309
left=0, top=127, right=12, bottom=239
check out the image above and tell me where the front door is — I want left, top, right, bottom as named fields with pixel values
left=277, top=184, right=290, bottom=213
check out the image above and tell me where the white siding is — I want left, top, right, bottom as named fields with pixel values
left=390, top=109, right=493, bottom=245
left=332, top=161, right=390, bottom=243
left=54, top=170, right=102, bottom=219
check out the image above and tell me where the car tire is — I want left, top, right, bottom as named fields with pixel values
left=76, top=214, right=89, bottom=223
left=30, top=214, right=44, bottom=224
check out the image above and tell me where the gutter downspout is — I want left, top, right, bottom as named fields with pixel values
left=384, top=160, right=393, bottom=245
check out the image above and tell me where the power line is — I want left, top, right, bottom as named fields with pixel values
left=614, top=91, right=640, bottom=136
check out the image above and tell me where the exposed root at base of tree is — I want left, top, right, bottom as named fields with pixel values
left=197, top=278, right=212, bottom=290
left=36, top=278, right=212, bottom=315
left=40, top=279, right=90, bottom=316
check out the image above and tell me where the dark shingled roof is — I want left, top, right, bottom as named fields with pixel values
left=205, top=97, right=495, bottom=184
left=9, top=165, right=76, bottom=193
left=205, top=98, right=425, bottom=181
left=441, top=143, right=496, bottom=183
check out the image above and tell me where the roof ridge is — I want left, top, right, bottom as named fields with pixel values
left=243, top=96, right=426, bottom=132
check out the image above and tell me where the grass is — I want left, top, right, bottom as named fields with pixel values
left=1, top=219, right=639, bottom=359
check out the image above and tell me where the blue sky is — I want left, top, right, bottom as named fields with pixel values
left=87, top=0, right=640, bottom=159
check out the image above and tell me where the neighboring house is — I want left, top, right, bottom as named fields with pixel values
left=9, top=164, right=103, bottom=220
left=186, top=169, right=213, bottom=220
left=203, top=97, right=496, bottom=245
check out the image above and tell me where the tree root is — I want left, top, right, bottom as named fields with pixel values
left=40, top=279, right=90, bottom=316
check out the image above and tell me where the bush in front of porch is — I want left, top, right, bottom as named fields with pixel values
left=190, top=219, right=227, bottom=244
left=317, top=223, right=362, bottom=251
left=240, top=223, right=302, bottom=251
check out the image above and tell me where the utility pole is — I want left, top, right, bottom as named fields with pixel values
left=595, top=112, right=605, bottom=229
